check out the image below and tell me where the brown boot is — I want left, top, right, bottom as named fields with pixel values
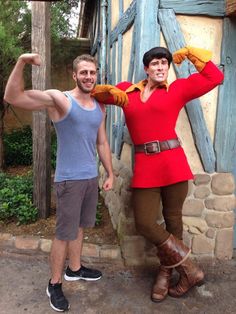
left=157, top=234, right=204, bottom=298
left=157, top=234, right=191, bottom=268
left=168, top=258, right=204, bottom=297
left=151, top=266, right=172, bottom=302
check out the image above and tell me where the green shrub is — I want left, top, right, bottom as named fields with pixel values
left=3, top=126, right=57, bottom=169
left=0, top=172, right=38, bottom=224
left=95, top=200, right=102, bottom=226
left=4, top=125, right=32, bottom=166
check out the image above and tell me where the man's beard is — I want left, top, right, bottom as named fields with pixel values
left=76, top=79, right=95, bottom=93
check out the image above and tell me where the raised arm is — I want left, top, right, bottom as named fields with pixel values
left=172, top=47, right=224, bottom=102
left=4, top=53, right=68, bottom=118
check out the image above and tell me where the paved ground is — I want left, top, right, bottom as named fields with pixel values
left=1, top=252, right=236, bottom=314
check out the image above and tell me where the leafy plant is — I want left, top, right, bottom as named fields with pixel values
left=0, top=172, right=38, bottom=224
left=95, top=200, right=103, bottom=226
left=3, top=125, right=32, bottom=166
left=3, top=126, right=57, bottom=168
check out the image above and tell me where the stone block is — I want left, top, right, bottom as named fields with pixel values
left=194, top=174, right=211, bottom=185
left=194, top=186, right=211, bottom=199
left=100, top=245, right=121, bottom=259
left=205, top=196, right=236, bottom=211
left=206, top=228, right=215, bottom=239
left=183, top=199, right=204, bottom=216
left=187, top=180, right=194, bottom=196
left=211, top=173, right=235, bottom=195
left=189, top=226, right=201, bottom=235
left=192, top=235, right=214, bottom=255
left=182, top=217, right=208, bottom=233
left=113, top=176, right=123, bottom=195
left=183, top=231, right=192, bottom=248
left=117, top=214, right=137, bottom=237
left=15, top=236, right=39, bottom=250
left=205, top=212, right=235, bottom=228
left=82, top=243, right=100, bottom=258
left=121, top=235, right=145, bottom=259
left=215, top=229, right=234, bottom=259
left=40, top=239, right=52, bottom=253
left=0, top=233, right=12, bottom=241
left=112, top=154, right=123, bottom=173
left=0, top=233, right=14, bottom=247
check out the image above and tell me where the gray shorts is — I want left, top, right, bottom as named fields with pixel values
left=54, top=177, right=98, bottom=241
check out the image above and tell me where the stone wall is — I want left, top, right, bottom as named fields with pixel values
left=99, top=154, right=236, bottom=266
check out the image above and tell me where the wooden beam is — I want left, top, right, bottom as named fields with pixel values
left=134, top=0, right=160, bottom=82
left=159, top=0, right=225, bottom=17
left=110, top=0, right=136, bottom=45
left=215, top=17, right=236, bottom=172
left=31, top=1, right=51, bottom=218
left=226, top=0, right=236, bottom=16
left=159, top=9, right=216, bottom=173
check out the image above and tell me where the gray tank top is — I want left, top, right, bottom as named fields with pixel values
left=53, top=92, right=103, bottom=182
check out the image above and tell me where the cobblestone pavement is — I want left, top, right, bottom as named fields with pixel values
left=0, top=252, right=236, bottom=314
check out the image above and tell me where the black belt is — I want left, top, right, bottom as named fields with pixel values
left=134, top=139, right=181, bottom=155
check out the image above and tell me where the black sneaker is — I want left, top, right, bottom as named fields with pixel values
left=46, top=280, right=70, bottom=312
left=64, top=265, right=102, bottom=281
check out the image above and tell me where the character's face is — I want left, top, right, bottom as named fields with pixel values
left=73, top=61, right=97, bottom=93
left=144, top=58, right=169, bottom=84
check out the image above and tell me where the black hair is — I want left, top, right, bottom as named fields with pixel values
left=143, top=47, right=172, bottom=67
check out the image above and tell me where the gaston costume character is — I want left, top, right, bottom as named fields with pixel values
left=92, top=46, right=224, bottom=302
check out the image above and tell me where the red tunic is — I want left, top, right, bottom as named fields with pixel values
left=116, top=61, right=224, bottom=188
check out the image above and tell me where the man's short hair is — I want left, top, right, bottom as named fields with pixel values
left=143, top=47, right=172, bottom=67
left=73, top=54, right=98, bottom=72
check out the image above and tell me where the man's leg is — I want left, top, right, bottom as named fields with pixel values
left=161, top=181, right=188, bottom=240
left=50, top=238, right=68, bottom=284
left=67, top=227, right=84, bottom=271
left=64, top=178, right=102, bottom=282
left=132, top=187, right=173, bottom=302
left=47, top=238, right=70, bottom=312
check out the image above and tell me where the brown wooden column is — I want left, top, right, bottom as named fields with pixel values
left=31, top=1, right=51, bottom=218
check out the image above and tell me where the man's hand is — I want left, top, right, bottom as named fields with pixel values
left=173, top=47, right=212, bottom=72
left=173, top=47, right=189, bottom=65
left=18, top=53, right=41, bottom=66
left=102, top=175, right=113, bottom=191
left=91, top=84, right=128, bottom=107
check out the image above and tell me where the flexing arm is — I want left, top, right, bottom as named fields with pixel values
left=96, top=107, right=114, bottom=191
left=172, top=47, right=224, bottom=102
left=4, top=53, right=68, bottom=115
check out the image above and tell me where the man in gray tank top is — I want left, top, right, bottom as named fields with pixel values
left=4, top=53, right=127, bottom=312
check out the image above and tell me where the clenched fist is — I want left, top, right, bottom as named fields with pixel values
left=18, top=53, right=41, bottom=66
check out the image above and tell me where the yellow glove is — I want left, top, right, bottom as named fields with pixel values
left=91, top=84, right=128, bottom=107
left=173, top=46, right=212, bottom=72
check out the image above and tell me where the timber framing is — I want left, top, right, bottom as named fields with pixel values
left=89, top=0, right=235, bottom=174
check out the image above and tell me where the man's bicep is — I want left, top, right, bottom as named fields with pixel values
left=26, top=90, right=55, bottom=107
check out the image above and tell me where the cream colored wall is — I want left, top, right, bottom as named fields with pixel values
left=175, top=16, right=222, bottom=173
left=123, top=0, right=133, bottom=12
left=111, top=0, right=119, bottom=29
left=109, top=3, right=223, bottom=174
